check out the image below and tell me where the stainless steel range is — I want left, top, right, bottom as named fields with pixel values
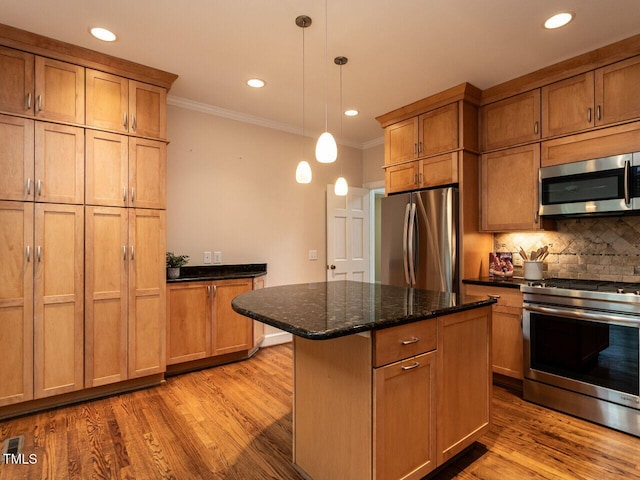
left=521, top=279, right=640, bottom=436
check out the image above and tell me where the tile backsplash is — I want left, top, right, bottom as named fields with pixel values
left=494, top=216, right=640, bottom=282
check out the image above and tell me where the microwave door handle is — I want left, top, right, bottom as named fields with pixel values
left=624, top=159, right=631, bottom=206
left=403, top=203, right=411, bottom=285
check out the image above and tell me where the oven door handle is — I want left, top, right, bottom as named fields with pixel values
left=624, top=159, right=631, bottom=206
left=524, top=304, right=640, bottom=327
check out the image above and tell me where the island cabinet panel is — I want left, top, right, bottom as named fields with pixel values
left=480, top=90, right=540, bottom=151
left=252, top=275, right=266, bottom=348
left=436, top=307, right=492, bottom=465
left=0, top=46, right=34, bottom=116
left=33, top=203, right=84, bottom=399
left=294, top=335, right=373, bottom=480
left=211, top=279, right=253, bottom=356
left=166, top=281, right=212, bottom=364
left=0, top=114, right=34, bottom=201
left=0, top=201, right=34, bottom=407
left=374, top=351, right=437, bottom=480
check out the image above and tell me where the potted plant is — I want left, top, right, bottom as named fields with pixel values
left=166, top=252, right=189, bottom=279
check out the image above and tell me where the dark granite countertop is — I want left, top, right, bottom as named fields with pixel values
left=167, top=263, right=267, bottom=283
left=231, top=280, right=496, bottom=340
left=463, top=277, right=529, bottom=290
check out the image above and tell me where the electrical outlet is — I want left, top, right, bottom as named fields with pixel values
left=513, top=253, right=523, bottom=267
left=309, top=249, right=318, bottom=261
left=203, top=251, right=212, bottom=264
left=213, top=251, right=222, bottom=264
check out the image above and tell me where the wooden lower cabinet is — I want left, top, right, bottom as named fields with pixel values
left=167, top=276, right=261, bottom=365
left=34, top=203, right=84, bottom=399
left=0, top=201, right=34, bottom=407
left=374, top=351, right=437, bottom=480
left=294, top=307, right=492, bottom=480
left=465, top=284, right=523, bottom=380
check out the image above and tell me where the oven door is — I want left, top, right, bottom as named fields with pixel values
left=523, top=304, right=640, bottom=409
left=539, top=153, right=636, bottom=216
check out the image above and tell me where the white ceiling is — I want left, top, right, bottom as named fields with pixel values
left=3, top=0, right=640, bottom=148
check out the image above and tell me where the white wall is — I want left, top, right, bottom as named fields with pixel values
left=166, top=104, right=363, bottom=284
left=363, top=142, right=385, bottom=185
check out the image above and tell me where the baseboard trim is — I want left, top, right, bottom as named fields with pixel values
left=261, top=331, right=292, bottom=347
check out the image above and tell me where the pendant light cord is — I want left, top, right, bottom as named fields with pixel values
left=324, top=0, right=328, bottom=133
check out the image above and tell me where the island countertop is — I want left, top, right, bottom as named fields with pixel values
left=231, top=280, right=496, bottom=340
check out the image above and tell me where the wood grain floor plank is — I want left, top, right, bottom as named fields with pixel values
left=1, top=344, right=639, bottom=479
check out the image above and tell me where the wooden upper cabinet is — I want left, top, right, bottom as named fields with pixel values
left=596, top=55, right=640, bottom=127
left=0, top=46, right=34, bottom=115
left=481, top=144, right=542, bottom=232
left=480, top=90, right=541, bottom=151
left=86, top=69, right=129, bottom=133
left=34, top=122, right=84, bottom=204
left=542, top=72, right=595, bottom=137
left=385, top=117, right=418, bottom=165
left=85, top=130, right=129, bottom=207
left=0, top=201, right=34, bottom=407
left=129, top=137, right=167, bottom=209
left=419, top=103, right=458, bottom=157
left=0, top=114, right=34, bottom=201
left=33, top=203, right=84, bottom=399
left=129, top=80, right=167, bottom=139
left=34, top=57, right=84, bottom=124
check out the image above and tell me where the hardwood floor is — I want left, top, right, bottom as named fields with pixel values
left=1, top=343, right=639, bottom=479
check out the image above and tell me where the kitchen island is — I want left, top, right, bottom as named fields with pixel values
left=232, top=281, right=496, bottom=480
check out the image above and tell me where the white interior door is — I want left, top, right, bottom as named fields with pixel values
left=326, top=185, right=371, bottom=282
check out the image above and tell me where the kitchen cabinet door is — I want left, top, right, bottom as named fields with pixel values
left=596, top=55, right=640, bottom=127
left=419, top=103, right=458, bottom=157
left=85, top=206, right=129, bottom=387
left=85, top=130, right=128, bottom=207
left=480, top=90, right=541, bottom=151
left=436, top=307, right=491, bottom=465
left=385, top=162, right=419, bottom=194
left=129, top=137, right=167, bottom=209
left=129, top=80, right=167, bottom=139
left=0, top=201, right=34, bottom=407
left=0, top=46, right=34, bottom=116
left=34, top=56, right=84, bottom=124
left=419, top=152, right=458, bottom=189
left=542, top=72, right=595, bottom=137
left=86, top=69, right=129, bottom=132
left=212, top=278, right=253, bottom=356
left=128, top=209, right=166, bottom=378
left=33, top=203, right=84, bottom=399
left=0, top=114, right=34, bottom=201
left=481, top=144, right=542, bottom=231
left=166, top=282, right=212, bottom=364
left=385, top=117, right=418, bottom=165
left=374, top=351, right=437, bottom=480
left=35, top=122, right=84, bottom=204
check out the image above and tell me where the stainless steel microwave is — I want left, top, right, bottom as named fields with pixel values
left=539, top=152, right=640, bottom=216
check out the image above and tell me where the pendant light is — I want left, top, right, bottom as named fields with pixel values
left=334, top=56, right=348, bottom=196
left=295, top=15, right=312, bottom=184
left=315, top=0, right=337, bottom=163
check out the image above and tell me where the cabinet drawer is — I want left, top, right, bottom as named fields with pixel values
left=465, top=284, right=523, bottom=308
left=373, top=319, right=437, bottom=367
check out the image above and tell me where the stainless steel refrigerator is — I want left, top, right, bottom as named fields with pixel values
left=381, top=187, right=458, bottom=293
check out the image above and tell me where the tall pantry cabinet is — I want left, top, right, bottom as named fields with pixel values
left=0, top=23, right=177, bottom=412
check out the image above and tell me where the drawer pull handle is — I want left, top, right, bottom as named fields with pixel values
left=401, top=337, right=419, bottom=345
left=488, top=294, right=501, bottom=299
left=402, top=361, right=420, bottom=371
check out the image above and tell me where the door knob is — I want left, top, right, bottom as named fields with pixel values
left=328, top=264, right=336, bottom=270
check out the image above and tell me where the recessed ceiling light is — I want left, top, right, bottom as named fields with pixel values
left=90, top=27, right=117, bottom=42
left=544, top=12, right=574, bottom=29
left=344, top=109, right=359, bottom=117
left=247, top=78, right=266, bottom=88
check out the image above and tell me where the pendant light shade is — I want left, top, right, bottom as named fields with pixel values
left=315, top=132, right=337, bottom=163
left=296, top=160, right=312, bottom=184
left=334, top=176, right=348, bottom=196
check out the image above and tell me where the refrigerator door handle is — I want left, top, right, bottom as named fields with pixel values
left=402, top=203, right=411, bottom=285
left=408, top=202, right=417, bottom=285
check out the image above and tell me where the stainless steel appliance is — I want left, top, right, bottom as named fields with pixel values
left=381, top=187, right=458, bottom=292
left=539, top=152, right=640, bottom=216
left=522, top=280, right=640, bottom=436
